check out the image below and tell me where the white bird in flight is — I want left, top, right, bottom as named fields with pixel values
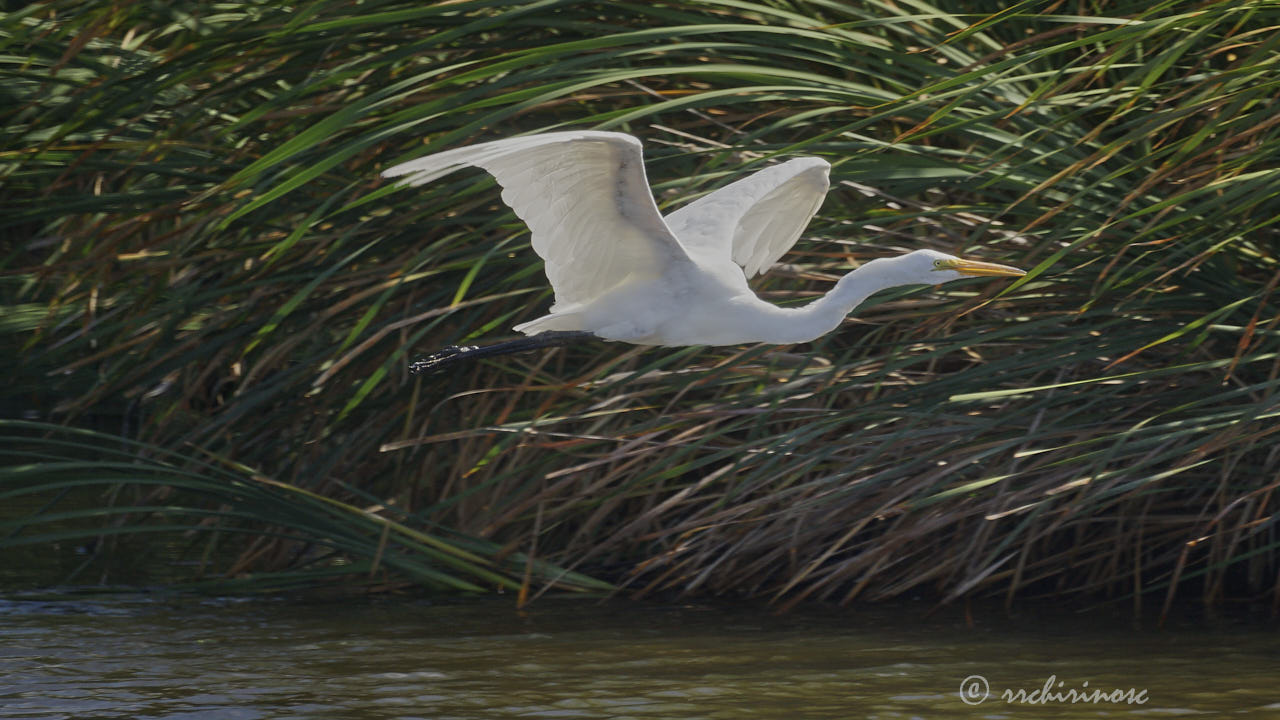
left=382, top=131, right=1025, bottom=372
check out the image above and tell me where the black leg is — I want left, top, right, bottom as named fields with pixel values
left=409, top=331, right=598, bottom=374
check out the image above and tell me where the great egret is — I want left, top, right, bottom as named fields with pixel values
left=383, top=131, right=1024, bottom=372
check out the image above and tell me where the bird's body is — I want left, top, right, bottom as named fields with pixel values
left=383, top=131, right=1024, bottom=368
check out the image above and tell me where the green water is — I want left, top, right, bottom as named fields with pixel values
left=1, top=593, right=1276, bottom=719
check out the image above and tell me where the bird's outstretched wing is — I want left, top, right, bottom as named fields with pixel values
left=382, top=131, right=688, bottom=308
left=664, top=157, right=830, bottom=277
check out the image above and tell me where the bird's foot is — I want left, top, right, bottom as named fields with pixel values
left=409, top=345, right=479, bottom=375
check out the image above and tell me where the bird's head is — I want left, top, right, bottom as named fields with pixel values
left=897, top=249, right=1026, bottom=285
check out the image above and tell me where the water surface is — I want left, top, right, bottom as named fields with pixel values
left=2, top=593, right=1276, bottom=718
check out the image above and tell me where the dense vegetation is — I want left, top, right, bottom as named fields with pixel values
left=4, top=0, right=1278, bottom=617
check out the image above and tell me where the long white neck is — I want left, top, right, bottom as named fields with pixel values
left=753, top=257, right=920, bottom=344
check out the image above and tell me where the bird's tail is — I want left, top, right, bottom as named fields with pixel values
left=512, top=310, right=585, bottom=336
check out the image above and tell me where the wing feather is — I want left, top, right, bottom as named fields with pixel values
left=383, top=131, right=688, bottom=307
left=664, top=157, right=830, bottom=277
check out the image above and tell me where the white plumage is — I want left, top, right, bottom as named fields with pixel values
left=664, top=155, right=830, bottom=278
left=383, top=131, right=1024, bottom=349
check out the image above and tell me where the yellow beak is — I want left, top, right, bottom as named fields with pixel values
left=939, top=258, right=1026, bottom=278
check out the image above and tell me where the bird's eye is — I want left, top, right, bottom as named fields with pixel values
left=933, top=259, right=944, bottom=268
